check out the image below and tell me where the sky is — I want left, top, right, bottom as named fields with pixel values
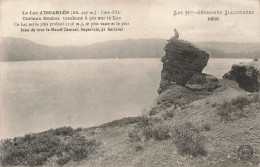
left=0, top=0, right=260, bottom=46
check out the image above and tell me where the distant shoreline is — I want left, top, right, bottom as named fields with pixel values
left=0, top=57, right=254, bottom=62
left=2, top=37, right=260, bottom=62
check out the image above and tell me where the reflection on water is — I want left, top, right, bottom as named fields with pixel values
left=0, top=58, right=252, bottom=138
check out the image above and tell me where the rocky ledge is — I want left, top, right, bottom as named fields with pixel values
left=223, top=61, right=260, bottom=92
left=185, top=73, right=220, bottom=91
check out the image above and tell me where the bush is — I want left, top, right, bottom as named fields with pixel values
left=217, top=101, right=234, bottom=120
left=203, top=123, right=211, bottom=131
left=211, top=102, right=217, bottom=107
left=0, top=127, right=99, bottom=166
left=142, top=126, right=155, bottom=140
left=134, top=143, right=143, bottom=152
left=53, top=126, right=75, bottom=136
left=202, top=122, right=211, bottom=131
left=149, top=108, right=158, bottom=116
left=128, top=129, right=142, bottom=142
left=173, top=123, right=207, bottom=157
left=100, top=116, right=142, bottom=128
left=137, top=116, right=161, bottom=128
left=64, top=135, right=97, bottom=161
left=217, top=95, right=252, bottom=121
left=250, top=93, right=260, bottom=103
left=57, top=156, right=71, bottom=166
left=23, top=133, right=36, bottom=142
left=76, top=127, right=83, bottom=132
left=129, top=117, right=170, bottom=141
left=27, top=154, right=48, bottom=166
left=162, top=110, right=175, bottom=120
left=231, top=96, right=251, bottom=109
left=153, top=124, right=171, bottom=140
left=0, top=132, right=60, bottom=166
left=138, top=117, right=164, bottom=140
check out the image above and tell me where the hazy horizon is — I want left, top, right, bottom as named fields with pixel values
left=1, top=0, right=259, bottom=46
left=3, top=36, right=260, bottom=47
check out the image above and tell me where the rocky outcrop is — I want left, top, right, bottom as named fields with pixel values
left=185, top=73, right=220, bottom=91
left=223, top=61, right=260, bottom=92
left=158, top=40, right=209, bottom=94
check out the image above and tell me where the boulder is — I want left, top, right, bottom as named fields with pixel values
left=185, top=73, right=220, bottom=91
left=223, top=61, right=260, bottom=92
left=158, top=39, right=209, bottom=94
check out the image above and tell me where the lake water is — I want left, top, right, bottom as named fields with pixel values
left=0, top=58, right=252, bottom=139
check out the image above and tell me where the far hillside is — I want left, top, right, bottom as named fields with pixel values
left=1, top=37, right=260, bottom=61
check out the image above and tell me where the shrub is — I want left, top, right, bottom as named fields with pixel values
left=153, top=124, right=171, bottom=140
left=128, top=129, right=142, bottom=142
left=64, top=135, right=97, bottom=161
left=162, top=110, right=175, bottom=120
left=173, top=123, right=207, bottom=157
left=27, top=154, right=48, bottom=166
left=217, top=101, right=234, bottom=120
left=217, top=95, right=252, bottom=121
left=56, top=136, right=98, bottom=164
left=134, top=143, right=143, bottom=152
left=53, top=126, right=75, bottom=136
left=141, top=124, right=170, bottom=141
left=0, top=127, right=99, bottom=166
left=0, top=133, right=61, bottom=166
left=250, top=93, right=260, bottom=103
left=100, top=116, right=142, bottom=128
left=76, top=127, right=83, bottom=132
left=137, top=116, right=161, bottom=128
left=211, top=103, right=217, bottom=107
left=57, top=156, right=71, bottom=166
left=202, top=122, right=211, bottom=131
left=142, top=126, right=154, bottom=140
left=231, top=96, right=251, bottom=109
left=23, top=133, right=36, bottom=142
left=129, top=117, right=170, bottom=141
left=149, top=108, right=158, bottom=116
left=180, top=104, right=191, bottom=110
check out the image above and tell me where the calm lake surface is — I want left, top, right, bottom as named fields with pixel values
left=1, top=58, right=252, bottom=138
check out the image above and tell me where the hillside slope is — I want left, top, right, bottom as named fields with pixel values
left=1, top=79, right=259, bottom=167
left=1, top=37, right=260, bottom=61
left=63, top=80, right=260, bottom=167
left=1, top=38, right=165, bottom=61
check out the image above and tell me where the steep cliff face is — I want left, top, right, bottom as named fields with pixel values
left=158, top=40, right=209, bottom=94
left=223, top=61, right=260, bottom=92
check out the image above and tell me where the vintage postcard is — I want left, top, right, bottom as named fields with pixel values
left=0, top=0, right=259, bottom=166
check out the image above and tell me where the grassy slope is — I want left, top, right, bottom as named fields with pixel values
left=1, top=79, right=260, bottom=167
left=54, top=80, right=260, bottom=167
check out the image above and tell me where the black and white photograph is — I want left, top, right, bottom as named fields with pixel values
left=0, top=0, right=260, bottom=166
